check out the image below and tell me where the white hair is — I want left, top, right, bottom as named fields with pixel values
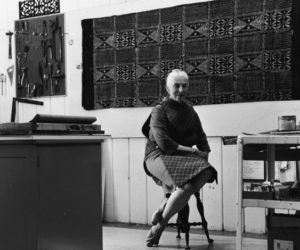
left=166, top=69, right=189, bottom=88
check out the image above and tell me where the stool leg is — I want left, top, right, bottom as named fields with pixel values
left=185, top=230, right=190, bottom=250
left=176, top=213, right=181, bottom=239
left=177, top=204, right=190, bottom=248
left=194, top=192, right=214, bottom=244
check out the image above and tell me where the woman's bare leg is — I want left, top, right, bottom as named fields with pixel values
left=160, top=183, right=194, bottom=225
left=146, top=168, right=214, bottom=246
left=191, top=168, right=214, bottom=191
left=160, top=168, right=213, bottom=225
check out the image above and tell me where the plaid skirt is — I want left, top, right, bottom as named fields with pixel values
left=146, top=152, right=215, bottom=187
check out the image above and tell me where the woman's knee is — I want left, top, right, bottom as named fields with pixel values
left=181, top=182, right=195, bottom=196
left=192, top=168, right=215, bottom=191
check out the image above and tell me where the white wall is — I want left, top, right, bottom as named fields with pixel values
left=1, top=0, right=300, bottom=234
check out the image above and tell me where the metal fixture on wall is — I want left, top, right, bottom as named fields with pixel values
left=0, top=74, right=7, bottom=96
left=5, top=31, right=14, bottom=59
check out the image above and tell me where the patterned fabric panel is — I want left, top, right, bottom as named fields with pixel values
left=184, top=2, right=209, bottom=22
left=19, top=0, right=60, bottom=19
left=94, top=83, right=115, bottom=108
left=137, top=10, right=159, bottom=27
left=237, top=0, right=263, bottom=15
left=138, top=79, right=160, bottom=106
left=82, top=0, right=297, bottom=109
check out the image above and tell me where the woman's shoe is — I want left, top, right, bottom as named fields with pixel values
left=146, top=223, right=165, bottom=247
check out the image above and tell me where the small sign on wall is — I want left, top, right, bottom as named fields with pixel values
left=274, top=239, right=293, bottom=250
left=243, top=160, right=265, bottom=181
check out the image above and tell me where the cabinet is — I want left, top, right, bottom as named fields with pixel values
left=236, top=134, right=300, bottom=250
left=0, top=135, right=105, bottom=250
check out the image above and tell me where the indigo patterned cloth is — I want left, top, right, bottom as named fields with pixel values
left=82, top=0, right=295, bottom=110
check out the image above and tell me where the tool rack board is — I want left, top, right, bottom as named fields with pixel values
left=15, top=14, right=65, bottom=98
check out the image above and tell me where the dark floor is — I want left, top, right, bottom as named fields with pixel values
left=103, top=223, right=267, bottom=250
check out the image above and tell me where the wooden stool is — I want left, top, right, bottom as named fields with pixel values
left=167, top=192, right=214, bottom=249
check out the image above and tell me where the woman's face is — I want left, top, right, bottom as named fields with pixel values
left=167, top=75, right=189, bottom=103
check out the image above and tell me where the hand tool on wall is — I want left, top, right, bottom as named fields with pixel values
left=27, top=82, right=36, bottom=97
left=42, top=20, right=48, bottom=37
left=38, top=62, right=44, bottom=95
left=41, top=20, right=48, bottom=65
left=20, top=21, right=29, bottom=44
left=57, top=25, right=63, bottom=63
left=20, top=67, right=28, bottom=87
left=24, top=43, right=30, bottom=64
left=6, top=66, right=14, bottom=86
left=50, top=16, right=63, bottom=63
left=5, top=31, right=13, bottom=59
left=0, top=74, right=4, bottom=96
left=16, top=52, right=22, bottom=85
left=52, top=63, right=64, bottom=93
left=21, top=21, right=28, bottom=34
left=41, top=39, right=48, bottom=66
left=43, top=72, right=49, bottom=92
left=47, top=38, right=53, bottom=60
left=49, top=62, right=54, bottom=95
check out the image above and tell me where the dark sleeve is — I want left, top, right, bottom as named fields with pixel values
left=194, top=111, right=211, bottom=152
left=150, top=105, right=178, bottom=154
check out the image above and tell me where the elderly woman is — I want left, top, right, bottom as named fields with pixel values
left=143, top=69, right=217, bottom=247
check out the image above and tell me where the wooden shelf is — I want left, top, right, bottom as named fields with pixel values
left=243, top=199, right=300, bottom=210
left=236, top=133, right=300, bottom=250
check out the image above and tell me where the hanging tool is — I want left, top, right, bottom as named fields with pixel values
left=41, top=20, right=48, bottom=66
left=50, top=16, right=63, bottom=63
left=27, top=82, right=36, bottom=97
left=0, top=74, right=4, bottom=96
left=5, top=31, right=13, bottom=59
left=47, top=38, right=53, bottom=61
left=21, top=21, right=28, bottom=34
left=43, top=72, right=50, bottom=92
left=20, top=67, right=28, bottom=87
left=49, top=62, right=54, bottom=95
left=38, top=62, right=44, bottom=95
left=16, top=52, right=22, bottom=85
left=52, top=63, right=64, bottom=93
left=24, top=43, right=30, bottom=64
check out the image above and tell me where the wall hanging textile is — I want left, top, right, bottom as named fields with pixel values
left=82, top=0, right=299, bottom=110
left=15, top=14, right=65, bottom=98
left=19, top=0, right=60, bottom=19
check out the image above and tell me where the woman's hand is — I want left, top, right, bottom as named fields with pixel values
left=192, top=148, right=209, bottom=158
left=176, top=145, right=209, bottom=159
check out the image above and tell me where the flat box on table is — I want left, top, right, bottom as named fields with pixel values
left=243, top=191, right=274, bottom=200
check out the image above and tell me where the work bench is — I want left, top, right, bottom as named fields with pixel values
left=0, top=134, right=108, bottom=250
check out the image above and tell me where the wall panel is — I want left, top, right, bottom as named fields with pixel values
left=244, top=207, right=266, bottom=234
left=146, top=174, right=166, bottom=225
left=48, top=97, right=66, bottom=115
left=203, top=137, right=223, bottom=230
left=18, top=102, right=37, bottom=122
left=222, top=143, right=237, bottom=231
left=102, top=138, right=114, bottom=222
left=112, top=138, right=130, bottom=222
left=128, top=138, right=148, bottom=224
